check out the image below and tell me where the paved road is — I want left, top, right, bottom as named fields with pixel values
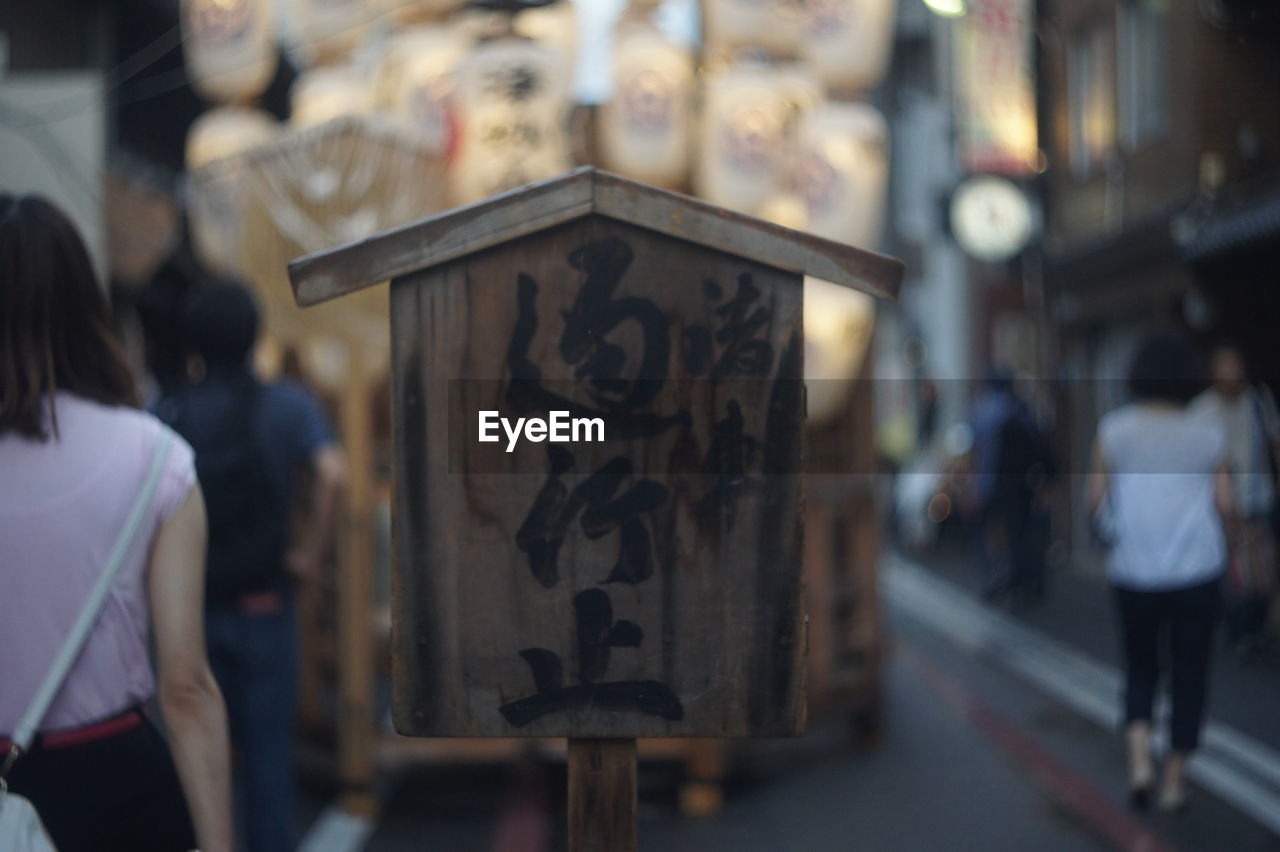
left=914, top=541, right=1280, bottom=754
left=296, top=554, right=1280, bottom=851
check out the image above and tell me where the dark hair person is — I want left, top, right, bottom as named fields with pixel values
left=0, top=195, right=232, bottom=851
left=1089, top=330, right=1235, bottom=813
left=161, top=277, right=346, bottom=852
left=1191, top=343, right=1280, bottom=656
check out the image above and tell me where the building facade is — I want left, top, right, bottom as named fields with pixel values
left=1038, top=0, right=1280, bottom=559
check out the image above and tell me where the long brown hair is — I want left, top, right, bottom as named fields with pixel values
left=0, top=195, right=139, bottom=440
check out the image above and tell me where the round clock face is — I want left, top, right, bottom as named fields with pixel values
left=949, top=175, right=1034, bottom=262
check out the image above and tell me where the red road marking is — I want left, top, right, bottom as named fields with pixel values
left=897, top=641, right=1179, bottom=852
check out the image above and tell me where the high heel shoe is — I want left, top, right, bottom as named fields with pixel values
left=1157, top=786, right=1189, bottom=814
left=1128, top=763, right=1154, bottom=810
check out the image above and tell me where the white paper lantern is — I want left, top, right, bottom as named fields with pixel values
left=290, top=0, right=372, bottom=66
left=375, top=26, right=459, bottom=107
left=188, top=168, right=247, bottom=276
left=450, top=38, right=573, bottom=205
left=514, top=2, right=579, bottom=74
left=381, top=0, right=468, bottom=26
left=181, top=0, right=277, bottom=103
left=599, top=25, right=694, bottom=188
left=794, top=102, right=889, bottom=248
left=804, top=275, right=874, bottom=419
left=758, top=193, right=809, bottom=230
left=800, top=0, right=897, bottom=93
left=290, top=66, right=376, bottom=129
left=703, top=0, right=807, bottom=58
left=185, top=107, right=281, bottom=277
left=387, top=28, right=468, bottom=155
left=695, top=66, right=822, bottom=214
left=186, top=106, right=279, bottom=169
left=756, top=189, right=875, bottom=410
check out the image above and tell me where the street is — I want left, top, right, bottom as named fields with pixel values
left=297, top=551, right=1280, bottom=852
left=8, top=3, right=1280, bottom=852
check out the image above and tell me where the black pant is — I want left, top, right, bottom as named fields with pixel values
left=1114, top=577, right=1221, bottom=752
left=6, top=712, right=197, bottom=852
left=976, top=493, right=1043, bottom=597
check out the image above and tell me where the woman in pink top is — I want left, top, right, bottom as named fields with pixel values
left=0, top=196, right=232, bottom=851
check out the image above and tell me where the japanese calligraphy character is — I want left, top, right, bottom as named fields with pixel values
left=505, top=238, right=690, bottom=438
left=498, top=588, right=684, bottom=727
left=483, top=63, right=543, bottom=103
left=684, top=273, right=776, bottom=380
left=695, top=399, right=760, bottom=531
left=516, top=446, right=669, bottom=588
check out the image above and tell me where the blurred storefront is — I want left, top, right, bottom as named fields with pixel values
left=1037, top=0, right=1280, bottom=561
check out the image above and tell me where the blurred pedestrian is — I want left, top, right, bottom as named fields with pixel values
left=970, top=369, right=1050, bottom=603
left=916, top=376, right=939, bottom=449
left=133, top=225, right=204, bottom=400
left=0, top=195, right=232, bottom=851
left=1192, top=343, right=1280, bottom=656
left=159, top=281, right=345, bottom=852
left=1089, top=331, right=1235, bottom=813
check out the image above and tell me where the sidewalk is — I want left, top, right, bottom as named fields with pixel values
left=884, top=559, right=1280, bottom=850
left=907, top=542, right=1280, bottom=754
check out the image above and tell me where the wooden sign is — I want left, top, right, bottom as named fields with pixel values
left=288, top=169, right=901, bottom=740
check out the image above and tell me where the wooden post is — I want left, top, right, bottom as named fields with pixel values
left=338, top=348, right=378, bottom=817
left=568, top=738, right=637, bottom=852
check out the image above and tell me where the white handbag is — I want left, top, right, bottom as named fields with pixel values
left=0, top=434, right=173, bottom=852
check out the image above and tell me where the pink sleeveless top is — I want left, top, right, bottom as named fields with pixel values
left=0, top=393, right=195, bottom=734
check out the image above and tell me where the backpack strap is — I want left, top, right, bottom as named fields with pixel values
left=2, top=431, right=174, bottom=775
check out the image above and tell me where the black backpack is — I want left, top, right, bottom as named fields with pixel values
left=997, top=410, right=1056, bottom=498
left=165, top=377, right=289, bottom=603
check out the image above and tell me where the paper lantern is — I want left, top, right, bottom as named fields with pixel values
left=755, top=188, right=875, bottom=418
left=188, top=166, right=247, bottom=277
left=185, top=106, right=279, bottom=169
left=800, top=0, right=896, bottom=93
left=181, top=0, right=277, bottom=103
left=374, top=26, right=461, bottom=107
left=758, top=193, right=809, bottom=230
left=695, top=66, right=822, bottom=214
left=382, top=0, right=468, bottom=27
left=514, top=1, right=579, bottom=73
left=804, top=276, right=874, bottom=420
left=794, top=102, right=889, bottom=248
left=290, top=0, right=372, bottom=66
left=387, top=28, right=468, bottom=155
left=599, top=25, right=694, bottom=188
left=290, top=66, right=376, bottom=129
left=703, top=0, right=807, bottom=58
left=185, top=107, right=279, bottom=276
left=450, top=38, right=572, bottom=205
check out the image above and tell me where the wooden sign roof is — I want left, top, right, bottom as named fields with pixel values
left=288, top=166, right=903, bottom=307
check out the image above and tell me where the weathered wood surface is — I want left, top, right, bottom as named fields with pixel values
left=336, top=355, right=379, bottom=817
left=568, top=738, right=637, bottom=852
left=291, top=169, right=594, bottom=308
left=591, top=170, right=900, bottom=301
left=390, top=217, right=806, bottom=737
left=290, top=167, right=902, bottom=307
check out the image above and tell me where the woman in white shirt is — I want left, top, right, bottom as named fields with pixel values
left=1090, top=331, right=1235, bottom=813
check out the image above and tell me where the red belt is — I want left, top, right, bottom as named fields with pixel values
left=0, top=708, right=144, bottom=753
